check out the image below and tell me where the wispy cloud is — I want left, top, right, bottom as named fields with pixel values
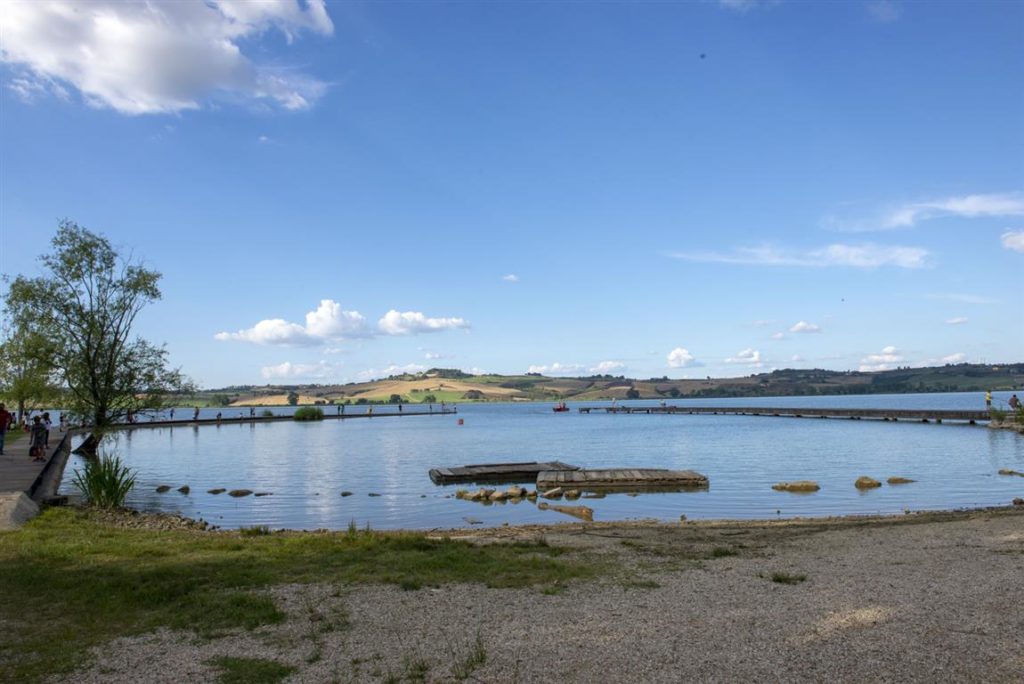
left=1001, top=230, right=1024, bottom=252
left=526, top=362, right=585, bottom=376
left=945, top=317, right=968, bottom=325
left=883, top=192, right=1024, bottom=229
left=789, top=321, right=822, bottom=334
left=724, top=348, right=763, bottom=367
left=669, top=243, right=928, bottom=269
left=501, top=274, right=520, bottom=282
left=859, top=345, right=902, bottom=372
left=0, top=0, right=333, bottom=115
left=941, top=352, right=967, bottom=364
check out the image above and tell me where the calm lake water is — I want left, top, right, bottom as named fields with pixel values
left=59, top=392, right=1024, bottom=530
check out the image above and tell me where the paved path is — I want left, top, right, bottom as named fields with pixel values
left=0, top=428, right=52, bottom=495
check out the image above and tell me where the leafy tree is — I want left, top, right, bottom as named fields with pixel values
left=210, top=393, right=232, bottom=407
left=286, top=391, right=299, bottom=406
left=668, top=387, right=681, bottom=398
left=388, top=394, right=402, bottom=404
left=0, top=321, right=60, bottom=419
left=5, top=221, right=191, bottom=443
left=625, top=388, right=640, bottom=400
left=422, top=394, right=437, bottom=403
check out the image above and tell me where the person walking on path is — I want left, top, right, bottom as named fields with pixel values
left=29, top=415, right=48, bottom=462
left=0, top=403, right=10, bottom=456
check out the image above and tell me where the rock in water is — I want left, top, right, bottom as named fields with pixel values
left=537, top=502, right=594, bottom=522
left=254, top=492, right=272, bottom=497
left=887, top=477, right=915, bottom=485
left=564, top=489, right=581, bottom=500
left=855, top=476, right=882, bottom=489
left=340, top=491, right=353, bottom=497
left=489, top=490, right=508, bottom=501
left=155, top=485, right=171, bottom=493
left=998, top=469, right=1024, bottom=477
left=463, top=517, right=483, bottom=525
left=177, top=486, right=190, bottom=495
left=207, top=488, right=226, bottom=495
left=540, top=487, right=563, bottom=499
left=368, top=493, right=382, bottom=497
left=228, top=489, right=253, bottom=497
left=505, top=486, right=527, bottom=498
left=771, top=481, right=820, bottom=493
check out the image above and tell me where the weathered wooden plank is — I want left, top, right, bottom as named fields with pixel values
left=537, top=468, right=709, bottom=490
left=429, top=460, right=578, bottom=485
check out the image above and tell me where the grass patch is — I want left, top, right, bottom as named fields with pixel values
left=209, top=656, right=296, bottom=684
left=292, top=406, right=324, bottom=421
left=452, top=633, right=487, bottom=680
left=710, top=546, right=738, bottom=558
left=0, top=508, right=599, bottom=682
left=770, top=572, right=807, bottom=585
left=239, top=525, right=272, bottom=536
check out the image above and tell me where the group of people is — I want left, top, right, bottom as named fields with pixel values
left=0, top=403, right=52, bottom=462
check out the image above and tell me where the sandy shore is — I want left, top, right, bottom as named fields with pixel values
left=66, top=507, right=1024, bottom=683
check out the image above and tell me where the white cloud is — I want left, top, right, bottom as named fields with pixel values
left=501, top=274, right=519, bottom=282
left=669, top=243, right=928, bottom=269
left=377, top=310, right=469, bottom=336
left=945, top=317, right=968, bottom=325
left=667, top=347, right=700, bottom=368
left=355, top=363, right=427, bottom=381
left=859, top=345, right=903, bottom=372
left=260, top=360, right=341, bottom=380
left=216, top=300, right=368, bottom=345
left=866, top=1, right=901, bottom=23
left=0, top=0, right=332, bottom=115
left=725, top=348, right=763, bottom=366
left=526, top=362, right=585, bottom=376
left=771, top=332, right=786, bottom=340
left=941, top=352, right=967, bottom=364
left=789, top=321, right=822, bottom=334
left=791, top=355, right=804, bottom=362
left=424, top=352, right=443, bottom=360
left=1001, top=230, right=1024, bottom=252
left=590, top=361, right=626, bottom=374
left=882, top=192, right=1024, bottom=229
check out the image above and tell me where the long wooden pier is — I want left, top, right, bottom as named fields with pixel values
left=577, top=406, right=989, bottom=424
left=107, top=408, right=457, bottom=430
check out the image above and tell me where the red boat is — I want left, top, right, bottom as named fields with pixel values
left=552, top=401, right=570, bottom=412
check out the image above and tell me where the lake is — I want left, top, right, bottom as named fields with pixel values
left=58, top=392, right=1024, bottom=530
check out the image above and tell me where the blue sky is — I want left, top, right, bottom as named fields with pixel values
left=2, top=0, right=1022, bottom=388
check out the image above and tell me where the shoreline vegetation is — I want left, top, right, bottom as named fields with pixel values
left=182, top=363, right=1023, bottom=408
left=2, top=504, right=1022, bottom=682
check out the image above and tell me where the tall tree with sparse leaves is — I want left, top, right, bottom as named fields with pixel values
left=5, top=221, right=191, bottom=445
left=0, top=320, right=59, bottom=420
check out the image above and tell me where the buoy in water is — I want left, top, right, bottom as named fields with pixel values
left=457, top=418, right=464, bottom=425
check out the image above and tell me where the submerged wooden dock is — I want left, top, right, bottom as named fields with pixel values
left=429, top=460, right=579, bottom=485
left=537, top=468, right=709, bottom=490
left=577, top=406, right=989, bottom=424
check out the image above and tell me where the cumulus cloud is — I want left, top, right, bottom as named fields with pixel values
left=789, top=321, right=822, bottom=334
left=859, top=346, right=903, bottom=372
left=945, top=317, right=968, bottom=325
left=669, top=243, right=928, bottom=269
left=1001, top=230, right=1024, bottom=252
left=216, top=300, right=468, bottom=345
left=260, top=360, right=341, bottom=380
left=526, top=362, right=586, bottom=376
left=941, top=352, right=967, bottom=364
left=590, top=361, right=626, bottom=374
left=725, top=348, right=763, bottom=366
left=882, top=193, right=1024, bottom=229
left=377, top=310, right=469, bottom=336
left=667, top=347, right=701, bottom=368
left=502, top=274, right=519, bottom=282
left=0, top=0, right=332, bottom=115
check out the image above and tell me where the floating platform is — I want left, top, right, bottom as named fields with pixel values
left=537, top=468, right=709, bottom=490
left=429, top=460, right=579, bottom=485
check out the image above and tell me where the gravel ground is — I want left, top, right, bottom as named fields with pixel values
left=65, top=508, right=1024, bottom=683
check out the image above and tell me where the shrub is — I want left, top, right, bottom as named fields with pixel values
left=293, top=407, right=324, bottom=421
left=260, top=409, right=274, bottom=417
left=72, top=453, right=136, bottom=508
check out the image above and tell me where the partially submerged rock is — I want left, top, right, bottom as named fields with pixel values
left=489, top=490, right=508, bottom=502
left=177, top=486, right=190, bottom=495
left=855, top=476, right=882, bottom=489
left=887, top=477, right=915, bottom=485
left=340, top=491, right=353, bottom=497
left=254, top=492, right=272, bottom=497
left=368, top=492, right=382, bottom=497
left=772, top=481, right=820, bottom=493
left=228, top=489, right=253, bottom=497
left=207, top=488, right=226, bottom=495
left=155, top=485, right=171, bottom=493
left=998, top=469, right=1024, bottom=478
left=563, top=489, right=581, bottom=500
left=537, top=502, right=594, bottom=522
left=540, top=487, right=563, bottom=499
left=505, top=485, right=527, bottom=498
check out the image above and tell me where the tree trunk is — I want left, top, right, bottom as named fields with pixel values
left=73, top=432, right=101, bottom=456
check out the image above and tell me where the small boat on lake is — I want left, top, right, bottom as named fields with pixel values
left=553, top=401, right=570, bottom=413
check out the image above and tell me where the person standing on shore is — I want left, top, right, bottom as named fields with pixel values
left=1010, top=394, right=1021, bottom=410
left=985, top=390, right=992, bottom=409
left=0, top=403, right=10, bottom=456
left=29, top=415, right=48, bottom=462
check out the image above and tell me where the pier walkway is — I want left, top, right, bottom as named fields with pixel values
left=577, top=405, right=990, bottom=424
left=111, top=408, right=457, bottom=430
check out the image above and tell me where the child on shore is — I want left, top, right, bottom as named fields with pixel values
left=29, top=415, right=48, bottom=462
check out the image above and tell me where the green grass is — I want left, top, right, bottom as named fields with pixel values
left=0, top=508, right=599, bottom=682
left=209, top=656, right=296, bottom=684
